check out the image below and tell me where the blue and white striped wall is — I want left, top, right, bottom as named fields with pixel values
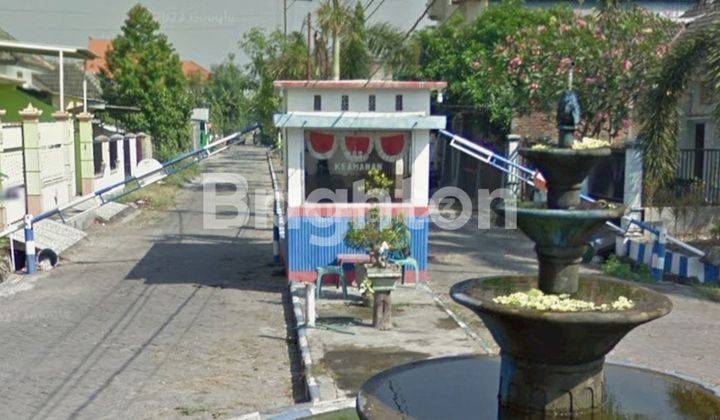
left=616, top=236, right=719, bottom=284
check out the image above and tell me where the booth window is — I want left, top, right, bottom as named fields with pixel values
left=313, top=95, right=322, bottom=111
left=341, top=95, right=349, bottom=111
left=395, top=95, right=403, bottom=111
left=93, top=142, right=103, bottom=175
left=304, top=130, right=411, bottom=203
left=368, top=95, right=376, bottom=111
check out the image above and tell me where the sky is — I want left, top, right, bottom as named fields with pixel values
left=0, top=0, right=432, bottom=69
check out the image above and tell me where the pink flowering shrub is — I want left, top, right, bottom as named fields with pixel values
left=492, top=6, right=678, bottom=139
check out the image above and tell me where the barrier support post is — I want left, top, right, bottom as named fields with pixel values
left=273, top=211, right=280, bottom=264
left=24, top=214, right=36, bottom=274
left=306, top=283, right=316, bottom=327
left=651, top=227, right=667, bottom=281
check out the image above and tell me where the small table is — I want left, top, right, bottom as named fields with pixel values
left=337, top=253, right=371, bottom=265
left=337, top=253, right=370, bottom=285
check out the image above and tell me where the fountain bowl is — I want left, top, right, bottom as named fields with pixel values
left=519, top=147, right=612, bottom=208
left=495, top=202, right=625, bottom=294
left=497, top=202, right=625, bottom=248
left=450, top=275, right=672, bottom=416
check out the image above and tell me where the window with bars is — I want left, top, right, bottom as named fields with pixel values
left=313, top=95, right=322, bottom=111
left=369, top=95, right=376, bottom=111
left=341, top=95, right=349, bottom=111
left=395, top=94, right=403, bottom=111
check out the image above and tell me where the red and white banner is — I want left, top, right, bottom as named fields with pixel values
left=375, top=133, right=407, bottom=162
left=341, top=134, right=374, bottom=162
left=306, top=131, right=337, bottom=160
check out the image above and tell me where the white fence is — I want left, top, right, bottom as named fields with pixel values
left=1, top=120, right=147, bottom=227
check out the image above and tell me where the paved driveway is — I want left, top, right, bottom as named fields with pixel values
left=0, top=145, right=299, bottom=419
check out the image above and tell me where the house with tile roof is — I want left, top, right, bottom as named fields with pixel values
left=33, top=62, right=104, bottom=112
left=85, top=38, right=210, bottom=81
left=181, top=60, right=210, bottom=81
left=85, top=37, right=112, bottom=75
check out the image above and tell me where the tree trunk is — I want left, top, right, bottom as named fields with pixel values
left=332, top=29, right=340, bottom=81
left=372, top=291, right=392, bottom=330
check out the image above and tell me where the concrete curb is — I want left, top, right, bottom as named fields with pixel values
left=417, top=283, right=493, bottom=354
left=289, top=282, right=321, bottom=404
left=232, top=398, right=355, bottom=420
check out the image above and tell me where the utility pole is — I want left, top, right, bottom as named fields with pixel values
left=332, top=0, right=340, bottom=80
left=284, top=0, right=288, bottom=37
left=307, top=12, right=313, bottom=80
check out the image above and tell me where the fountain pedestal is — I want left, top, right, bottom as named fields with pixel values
left=537, top=245, right=584, bottom=294
left=499, top=356, right=604, bottom=414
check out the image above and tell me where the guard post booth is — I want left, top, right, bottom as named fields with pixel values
left=274, top=80, right=447, bottom=284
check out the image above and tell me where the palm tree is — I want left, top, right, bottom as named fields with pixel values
left=637, top=16, right=720, bottom=198
left=367, top=22, right=419, bottom=78
left=317, top=0, right=352, bottom=80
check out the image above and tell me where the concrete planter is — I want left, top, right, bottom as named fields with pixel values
left=358, top=264, right=402, bottom=330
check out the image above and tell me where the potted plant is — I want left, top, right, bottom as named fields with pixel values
left=360, top=168, right=394, bottom=202
left=345, top=206, right=407, bottom=330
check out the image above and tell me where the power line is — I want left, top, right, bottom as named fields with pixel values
left=365, top=0, right=436, bottom=83
left=366, top=0, right=386, bottom=20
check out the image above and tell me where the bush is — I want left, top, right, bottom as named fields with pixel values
left=602, top=254, right=655, bottom=283
left=711, top=222, right=720, bottom=240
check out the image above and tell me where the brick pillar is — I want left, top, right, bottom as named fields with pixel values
left=20, top=104, right=43, bottom=215
left=0, top=108, right=6, bottom=227
left=76, top=112, right=95, bottom=195
left=52, top=111, right=75, bottom=198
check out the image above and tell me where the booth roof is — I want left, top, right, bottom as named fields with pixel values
left=273, top=80, right=447, bottom=90
left=273, top=112, right=447, bottom=130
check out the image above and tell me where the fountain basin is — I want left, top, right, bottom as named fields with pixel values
left=450, top=275, right=672, bottom=416
left=519, top=147, right=611, bottom=209
left=356, top=355, right=720, bottom=419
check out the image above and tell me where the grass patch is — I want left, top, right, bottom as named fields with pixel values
left=119, top=165, right=200, bottom=211
left=175, top=404, right=211, bottom=416
left=602, top=255, right=655, bottom=284
left=692, top=284, right=720, bottom=303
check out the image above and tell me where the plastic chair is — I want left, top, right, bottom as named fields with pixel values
left=388, top=250, right=420, bottom=286
left=387, top=229, right=421, bottom=286
left=315, top=265, right=348, bottom=299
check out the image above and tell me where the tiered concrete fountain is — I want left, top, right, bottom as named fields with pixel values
left=449, top=89, right=673, bottom=416
left=352, top=88, right=720, bottom=419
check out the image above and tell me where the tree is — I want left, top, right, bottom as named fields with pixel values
left=416, top=1, right=676, bottom=138
left=340, top=2, right=371, bottom=79
left=415, top=2, right=554, bottom=130
left=317, top=0, right=352, bottom=80
left=203, top=54, right=252, bottom=135
left=638, top=23, right=717, bottom=196
left=240, top=29, right=308, bottom=144
left=101, top=4, right=192, bottom=161
left=495, top=5, right=677, bottom=139
left=368, top=22, right=419, bottom=79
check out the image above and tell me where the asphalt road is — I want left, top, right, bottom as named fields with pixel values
left=0, top=145, right=300, bottom=419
